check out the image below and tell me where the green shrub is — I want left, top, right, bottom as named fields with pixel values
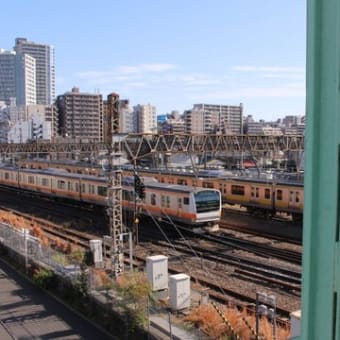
left=33, top=268, right=57, bottom=289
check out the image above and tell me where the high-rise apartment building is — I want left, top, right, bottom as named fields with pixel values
left=15, top=53, right=36, bottom=105
left=14, top=37, right=55, bottom=105
left=184, top=103, right=243, bottom=134
left=133, top=104, right=157, bottom=133
left=0, top=49, right=16, bottom=105
left=119, top=99, right=134, bottom=133
left=56, top=87, right=103, bottom=142
left=0, top=49, right=37, bottom=106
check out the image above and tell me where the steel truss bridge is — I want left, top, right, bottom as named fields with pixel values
left=0, top=133, right=304, bottom=162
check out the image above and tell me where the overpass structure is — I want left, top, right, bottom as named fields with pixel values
left=0, top=133, right=304, bottom=163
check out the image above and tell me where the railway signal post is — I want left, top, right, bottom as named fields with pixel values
left=107, top=135, right=127, bottom=277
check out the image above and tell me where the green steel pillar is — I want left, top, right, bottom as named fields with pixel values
left=302, top=0, right=340, bottom=339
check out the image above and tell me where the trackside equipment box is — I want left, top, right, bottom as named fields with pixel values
left=89, top=239, right=103, bottom=267
left=146, top=255, right=168, bottom=291
left=169, top=273, right=190, bottom=310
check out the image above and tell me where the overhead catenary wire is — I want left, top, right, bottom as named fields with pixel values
left=139, top=202, right=231, bottom=299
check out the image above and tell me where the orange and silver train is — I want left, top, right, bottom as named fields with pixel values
left=16, top=159, right=304, bottom=220
left=126, top=168, right=304, bottom=221
left=0, top=166, right=222, bottom=229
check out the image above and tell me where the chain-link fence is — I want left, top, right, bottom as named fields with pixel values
left=0, top=222, right=82, bottom=281
left=0, top=222, right=205, bottom=339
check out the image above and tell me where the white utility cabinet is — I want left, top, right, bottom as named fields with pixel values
left=169, top=273, right=191, bottom=310
left=89, top=239, right=103, bottom=266
left=146, top=255, right=168, bottom=291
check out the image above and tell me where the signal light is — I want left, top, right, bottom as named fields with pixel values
left=139, top=182, right=145, bottom=199
left=134, top=174, right=145, bottom=199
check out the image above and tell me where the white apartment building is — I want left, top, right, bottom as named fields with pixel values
left=8, top=116, right=52, bottom=143
left=185, top=103, right=243, bottom=134
left=15, top=53, right=36, bottom=105
left=119, top=100, right=134, bottom=133
left=1, top=44, right=39, bottom=106
left=7, top=104, right=55, bottom=142
left=133, top=104, right=157, bottom=133
left=14, top=38, right=55, bottom=105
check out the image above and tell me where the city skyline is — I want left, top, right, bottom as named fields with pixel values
left=0, top=1, right=306, bottom=120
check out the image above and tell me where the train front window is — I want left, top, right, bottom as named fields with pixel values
left=194, top=191, right=220, bottom=213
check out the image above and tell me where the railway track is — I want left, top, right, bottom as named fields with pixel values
left=155, top=239, right=301, bottom=290
left=221, top=209, right=302, bottom=245
left=0, top=191, right=301, bottom=320
left=204, top=230, right=302, bottom=265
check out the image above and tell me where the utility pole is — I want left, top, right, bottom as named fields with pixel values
left=107, top=135, right=125, bottom=277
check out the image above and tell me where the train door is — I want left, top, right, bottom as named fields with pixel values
left=274, top=188, right=285, bottom=210
left=288, top=190, right=301, bottom=210
left=177, top=197, right=183, bottom=219
left=250, top=186, right=260, bottom=203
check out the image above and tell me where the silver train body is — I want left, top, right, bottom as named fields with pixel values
left=0, top=166, right=221, bottom=228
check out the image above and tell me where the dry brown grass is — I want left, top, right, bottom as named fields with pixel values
left=185, top=304, right=290, bottom=340
left=0, top=211, right=32, bottom=229
left=92, top=268, right=113, bottom=290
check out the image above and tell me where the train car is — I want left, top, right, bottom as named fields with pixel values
left=17, top=159, right=103, bottom=176
left=124, top=167, right=304, bottom=220
left=0, top=166, right=222, bottom=230
left=0, top=166, right=108, bottom=205
left=214, top=176, right=304, bottom=219
left=122, top=176, right=221, bottom=230
left=11, top=161, right=304, bottom=220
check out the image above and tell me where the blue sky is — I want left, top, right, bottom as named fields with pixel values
left=1, top=0, right=306, bottom=120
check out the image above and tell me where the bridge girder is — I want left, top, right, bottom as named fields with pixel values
left=0, top=134, right=304, bottom=161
